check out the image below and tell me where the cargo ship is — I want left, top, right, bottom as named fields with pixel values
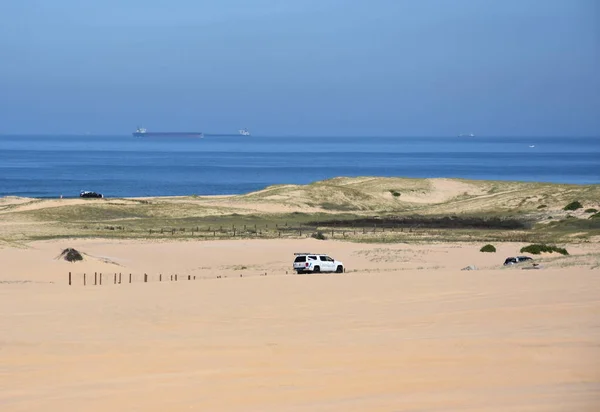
left=132, top=127, right=203, bottom=138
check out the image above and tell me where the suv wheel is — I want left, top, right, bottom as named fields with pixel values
left=313, top=266, right=320, bottom=273
left=336, top=265, right=343, bottom=273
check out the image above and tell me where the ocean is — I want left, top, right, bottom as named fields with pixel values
left=1, top=135, right=598, bottom=198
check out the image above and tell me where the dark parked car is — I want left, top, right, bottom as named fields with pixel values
left=504, top=256, right=533, bottom=265
left=80, top=191, right=103, bottom=198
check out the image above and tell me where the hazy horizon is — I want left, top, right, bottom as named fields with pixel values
left=1, top=0, right=598, bottom=137
left=1, top=133, right=599, bottom=138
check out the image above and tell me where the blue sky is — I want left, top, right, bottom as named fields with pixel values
left=0, top=0, right=598, bottom=136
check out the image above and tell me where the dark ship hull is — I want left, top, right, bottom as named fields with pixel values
left=133, top=131, right=203, bottom=137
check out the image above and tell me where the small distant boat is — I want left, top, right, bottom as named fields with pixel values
left=529, top=145, right=535, bottom=148
left=132, top=127, right=203, bottom=138
left=458, top=133, right=475, bottom=137
left=238, top=128, right=251, bottom=136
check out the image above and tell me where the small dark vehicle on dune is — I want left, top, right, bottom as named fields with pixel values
left=503, top=256, right=533, bottom=266
left=80, top=191, right=103, bottom=198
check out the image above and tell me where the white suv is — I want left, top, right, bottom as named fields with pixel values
left=293, top=253, right=344, bottom=274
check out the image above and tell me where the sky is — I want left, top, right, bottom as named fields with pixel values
left=0, top=0, right=598, bottom=136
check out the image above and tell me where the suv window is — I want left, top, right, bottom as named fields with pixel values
left=319, top=256, right=327, bottom=261
left=326, top=256, right=334, bottom=262
left=294, top=256, right=306, bottom=263
left=308, top=256, right=317, bottom=260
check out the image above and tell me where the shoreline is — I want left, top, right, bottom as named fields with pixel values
left=2, top=175, right=600, bottom=200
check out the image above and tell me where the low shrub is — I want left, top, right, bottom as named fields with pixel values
left=480, top=244, right=496, bottom=253
left=584, top=208, right=598, bottom=214
left=563, top=201, right=583, bottom=211
left=59, top=248, right=83, bottom=262
left=590, top=212, right=600, bottom=220
left=311, top=231, right=327, bottom=240
left=389, top=190, right=401, bottom=197
left=537, top=204, right=547, bottom=209
left=520, top=244, right=569, bottom=256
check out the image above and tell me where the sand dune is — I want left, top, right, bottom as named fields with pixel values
left=1, top=177, right=599, bottom=410
left=1, top=238, right=599, bottom=411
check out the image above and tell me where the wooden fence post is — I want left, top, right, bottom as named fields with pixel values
left=114, top=273, right=117, bottom=284
left=99, top=273, right=102, bottom=285
left=119, top=273, right=122, bottom=284
left=144, top=273, right=147, bottom=283
left=68, top=272, right=71, bottom=286
left=94, top=272, right=97, bottom=285
left=83, top=273, right=86, bottom=286
left=170, top=275, right=173, bottom=281
left=188, top=275, right=191, bottom=280
left=159, top=274, right=162, bottom=282
left=129, top=273, right=132, bottom=283
left=175, top=274, right=178, bottom=281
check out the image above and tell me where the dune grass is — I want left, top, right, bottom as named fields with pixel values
left=1, top=177, right=599, bottom=243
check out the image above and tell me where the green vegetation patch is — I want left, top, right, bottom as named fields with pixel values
left=584, top=208, right=598, bottom=214
left=563, top=201, right=583, bottom=211
left=320, top=202, right=359, bottom=211
left=520, top=244, right=569, bottom=256
left=480, top=244, right=496, bottom=253
left=310, top=215, right=529, bottom=230
left=546, top=217, right=600, bottom=230
left=20, top=204, right=152, bottom=222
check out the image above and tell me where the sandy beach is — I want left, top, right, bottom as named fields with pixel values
left=1, top=237, right=599, bottom=411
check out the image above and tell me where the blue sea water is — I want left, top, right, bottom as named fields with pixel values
left=0, top=135, right=598, bottom=198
